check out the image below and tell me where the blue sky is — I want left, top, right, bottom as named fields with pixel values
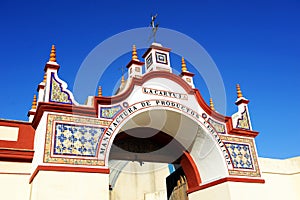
left=0, top=0, right=299, bottom=159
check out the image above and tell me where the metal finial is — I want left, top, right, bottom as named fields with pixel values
left=236, top=84, right=243, bottom=98
left=31, top=95, right=37, bottom=109
left=98, top=86, right=102, bottom=97
left=49, top=45, right=56, bottom=62
left=181, top=57, right=187, bottom=72
left=209, top=98, right=215, bottom=111
left=132, top=45, right=139, bottom=60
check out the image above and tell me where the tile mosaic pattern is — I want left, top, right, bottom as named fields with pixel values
left=50, top=73, right=72, bottom=104
left=220, top=135, right=261, bottom=177
left=100, top=105, right=122, bottom=119
left=54, top=123, right=105, bottom=157
left=208, top=118, right=226, bottom=134
left=225, top=142, right=253, bottom=169
left=236, top=108, right=250, bottom=130
left=44, top=114, right=110, bottom=166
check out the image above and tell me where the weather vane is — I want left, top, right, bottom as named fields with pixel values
left=149, top=14, right=159, bottom=43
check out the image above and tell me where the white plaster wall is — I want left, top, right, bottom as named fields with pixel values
left=190, top=128, right=228, bottom=184
left=144, top=190, right=167, bottom=200
left=189, top=157, right=300, bottom=200
left=0, top=161, right=31, bottom=200
left=258, top=157, right=300, bottom=200
left=188, top=182, right=231, bottom=200
left=1, top=156, right=300, bottom=200
left=0, top=125, right=19, bottom=141
left=31, top=112, right=48, bottom=171
left=110, top=162, right=170, bottom=200
left=30, top=171, right=109, bottom=200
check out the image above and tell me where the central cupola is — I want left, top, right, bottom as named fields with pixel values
left=142, top=42, right=172, bottom=73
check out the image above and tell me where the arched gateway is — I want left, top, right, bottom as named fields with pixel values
left=24, top=43, right=264, bottom=200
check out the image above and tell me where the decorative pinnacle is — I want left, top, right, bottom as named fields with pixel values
left=209, top=98, right=215, bottom=111
left=181, top=57, right=187, bottom=72
left=236, top=84, right=243, bottom=98
left=121, top=75, right=125, bottom=86
left=43, top=73, right=47, bottom=83
left=31, top=95, right=37, bottom=110
left=49, top=45, right=56, bottom=62
left=132, top=45, right=139, bottom=60
left=98, top=86, right=102, bottom=97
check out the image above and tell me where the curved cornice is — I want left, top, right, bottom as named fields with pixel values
left=94, top=71, right=195, bottom=105
left=31, top=70, right=259, bottom=137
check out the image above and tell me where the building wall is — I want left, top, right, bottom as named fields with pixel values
left=0, top=161, right=31, bottom=200
left=189, top=156, right=300, bottom=200
left=258, top=157, right=300, bottom=200
left=30, top=170, right=109, bottom=200
left=110, top=162, right=170, bottom=200
left=0, top=157, right=299, bottom=200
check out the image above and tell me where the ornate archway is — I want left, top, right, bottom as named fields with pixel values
left=104, top=107, right=229, bottom=198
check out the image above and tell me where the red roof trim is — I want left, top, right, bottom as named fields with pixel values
left=142, top=45, right=171, bottom=58
left=126, top=59, right=144, bottom=68
left=29, top=165, right=110, bottom=184
left=0, top=119, right=31, bottom=125
left=180, top=71, right=195, bottom=77
left=37, top=84, right=45, bottom=91
left=194, top=89, right=231, bottom=123
left=235, top=98, right=250, bottom=105
left=27, top=110, right=36, bottom=117
left=229, top=128, right=259, bottom=138
left=94, top=71, right=195, bottom=107
left=0, top=148, right=34, bottom=162
left=32, top=102, right=97, bottom=129
left=187, top=177, right=265, bottom=194
left=44, top=63, right=60, bottom=72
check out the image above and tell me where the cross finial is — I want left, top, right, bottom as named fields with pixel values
left=209, top=98, right=215, bottom=111
left=236, top=84, right=243, bottom=98
left=49, top=45, right=56, bottom=62
left=181, top=57, right=187, bottom=72
left=149, top=14, right=159, bottom=43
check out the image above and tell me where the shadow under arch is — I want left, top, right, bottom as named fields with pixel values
left=102, top=105, right=230, bottom=190
left=109, top=127, right=201, bottom=189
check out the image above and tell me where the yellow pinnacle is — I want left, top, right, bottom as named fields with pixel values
left=132, top=45, right=138, bottom=60
left=181, top=57, right=187, bottom=72
left=98, top=86, right=102, bottom=97
left=31, top=95, right=37, bottom=110
left=49, top=45, right=56, bottom=62
left=209, top=98, right=215, bottom=111
left=121, top=75, right=125, bottom=86
left=43, top=72, right=47, bottom=83
left=236, top=84, right=243, bottom=98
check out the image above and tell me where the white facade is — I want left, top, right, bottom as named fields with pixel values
left=0, top=43, right=299, bottom=200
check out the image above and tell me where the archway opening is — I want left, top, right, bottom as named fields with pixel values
left=110, top=127, right=185, bottom=163
left=109, top=127, right=201, bottom=200
left=106, top=108, right=228, bottom=200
